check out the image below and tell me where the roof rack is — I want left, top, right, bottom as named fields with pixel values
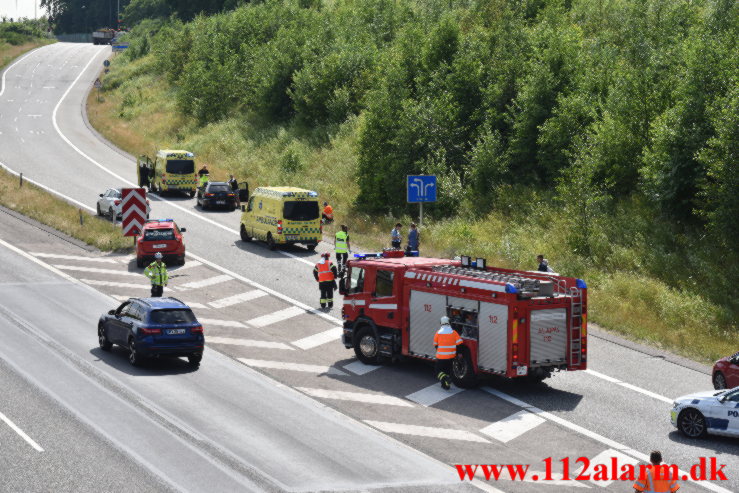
left=431, top=265, right=552, bottom=295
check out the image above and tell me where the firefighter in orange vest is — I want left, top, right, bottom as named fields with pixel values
left=313, top=252, right=338, bottom=309
left=433, top=316, right=463, bottom=390
left=633, top=451, right=680, bottom=493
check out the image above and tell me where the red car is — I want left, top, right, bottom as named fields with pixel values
left=713, top=352, right=739, bottom=389
left=136, top=219, right=187, bottom=267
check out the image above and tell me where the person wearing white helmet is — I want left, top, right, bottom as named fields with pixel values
left=433, top=315, right=463, bottom=390
left=144, top=252, right=168, bottom=297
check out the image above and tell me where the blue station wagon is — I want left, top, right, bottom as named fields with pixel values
left=98, top=297, right=204, bottom=367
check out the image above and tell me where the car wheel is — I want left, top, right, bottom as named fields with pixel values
left=678, top=408, right=707, bottom=438
left=240, top=224, right=252, bottom=242
left=136, top=256, right=144, bottom=268
left=713, top=371, right=727, bottom=390
left=353, top=326, right=381, bottom=365
left=98, top=325, right=112, bottom=351
left=452, top=346, right=478, bottom=388
left=129, top=339, right=142, bottom=366
left=307, top=243, right=317, bottom=251
left=188, top=190, right=196, bottom=198
left=267, top=233, right=277, bottom=250
left=188, top=353, right=202, bottom=367
left=96, top=203, right=102, bottom=216
left=178, top=255, right=185, bottom=266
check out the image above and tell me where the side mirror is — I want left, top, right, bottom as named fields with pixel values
left=99, top=193, right=104, bottom=197
left=180, top=228, right=187, bottom=232
left=719, top=395, right=727, bottom=403
left=108, top=309, right=115, bottom=315
left=241, top=205, right=246, bottom=212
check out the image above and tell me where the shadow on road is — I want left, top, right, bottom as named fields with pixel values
left=231, top=239, right=318, bottom=260
left=90, top=346, right=199, bottom=376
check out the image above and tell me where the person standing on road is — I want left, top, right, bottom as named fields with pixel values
left=433, top=316, right=462, bottom=390
left=633, top=451, right=680, bottom=493
left=198, top=164, right=210, bottom=189
left=313, top=252, right=338, bottom=309
left=391, top=223, right=402, bottom=249
left=228, top=174, right=240, bottom=207
left=407, top=222, right=420, bottom=255
left=144, top=252, right=168, bottom=297
left=537, top=255, right=554, bottom=273
left=334, top=225, right=350, bottom=275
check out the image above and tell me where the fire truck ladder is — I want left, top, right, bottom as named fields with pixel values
left=569, top=286, right=583, bottom=366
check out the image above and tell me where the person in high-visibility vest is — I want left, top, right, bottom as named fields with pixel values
left=198, top=173, right=210, bottom=189
left=633, top=451, right=680, bottom=493
left=433, top=316, right=463, bottom=390
left=313, top=252, right=338, bottom=308
left=334, top=225, right=350, bottom=275
left=144, top=252, right=168, bottom=297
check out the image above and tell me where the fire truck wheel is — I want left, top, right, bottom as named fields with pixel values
left=452, top=347, right=478, bottom=388
left=354, top=326, right=380, bottom=364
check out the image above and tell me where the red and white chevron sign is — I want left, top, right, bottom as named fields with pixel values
left=121, top=188, right=147, bottom=237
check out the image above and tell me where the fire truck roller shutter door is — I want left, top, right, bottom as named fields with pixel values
left=529, top=308, right=568, bottom=366
left=478, top=302, right=509, bottom=373
left=409, top=290, right=447, bottom=358
left=447, top=296, right=479, bottom=312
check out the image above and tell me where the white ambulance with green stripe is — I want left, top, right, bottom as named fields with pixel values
left=240, top=187, right=321, bottom=251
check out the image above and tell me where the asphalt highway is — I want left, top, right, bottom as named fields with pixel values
left=0, top=43, right=736, bottom=493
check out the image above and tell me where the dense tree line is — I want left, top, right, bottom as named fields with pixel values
left=119, top=0, right=736, bottom=253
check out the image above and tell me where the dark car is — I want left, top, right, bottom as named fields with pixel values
left=713, top=352, right=739, bottom=389
left=98, top=297, right=204, bottom=367
left=197, top=181, right=238, bottom=210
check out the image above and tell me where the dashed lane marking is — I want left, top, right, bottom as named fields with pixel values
left=363, top=421, right=489, bottom=443
left=196, top=318, right=247, bottom=329
left=479, top=410, right=546, bottom=443
left=53, top=265, right=140, bottom=277
left=180, top=274, right=233, bottom=290
left=406, top=384, right=465, bottom=407
left=31, top=252, right=118, bottom=263
left=237, top=358, right=347, bottom=376
left=343, top=361, right=381, bottom=376
left=0, top=411, right=44, bottom=452
left=296, top=388, right=415, bottom=407
left=577, top=449, right=639, bottom=488
left=207, top=337, right=294, bottom=350
left=246, top=306, right=306, bottom=328
left=208, top=290, right=268, bottom=309
left=291, top=328, right=342, bottom=350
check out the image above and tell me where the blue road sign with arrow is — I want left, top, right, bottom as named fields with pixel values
left=407, top=175, right=437, bottom=203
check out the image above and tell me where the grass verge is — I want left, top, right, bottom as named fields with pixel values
left=0, top=40, right=54, bottom=71
left=86, top=56, right=736, bottom=365
left=0, top=168, right=132, bottom=252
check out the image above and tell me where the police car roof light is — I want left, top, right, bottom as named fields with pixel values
left=576, top=279, right=587, bottom=289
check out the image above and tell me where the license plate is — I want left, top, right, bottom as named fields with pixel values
left=216, top=200, right=225, bottom=204
left=153, top=244, right=167, bottom=249
left=166, top=329, right=186, bottom=335
left=285, top=235, right=299, bottom=240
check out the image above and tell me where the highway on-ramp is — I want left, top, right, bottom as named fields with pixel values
left=0, top=42, right=736, bottom=492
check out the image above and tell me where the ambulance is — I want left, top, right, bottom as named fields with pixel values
left=239, top=187, right=321, bottom=251
left=137, top=150, right=198, bottom=197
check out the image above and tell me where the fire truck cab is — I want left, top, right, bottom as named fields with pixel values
left=340, top=253, right=587, bottom=387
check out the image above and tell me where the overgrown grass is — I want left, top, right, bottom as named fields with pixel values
left=87, top=54, right=737, bottom=364
left=0, top=168, right=132, bottom=252
left=0, top=40, right=53, bottom=71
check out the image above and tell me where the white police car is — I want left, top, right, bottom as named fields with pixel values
left=671, top=386, right=739, bottom=438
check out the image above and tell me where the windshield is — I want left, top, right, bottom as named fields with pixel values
left=283, top=201, right=319, bottom=221
left=166, top=159, right=195, bottom=174
left=208, top=184, right=232, bottom=192
left=143, top=228, right=175, bottom=241
left=148, top=309, right=197, bottom=324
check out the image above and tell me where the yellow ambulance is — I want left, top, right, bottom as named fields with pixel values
left=240, top=187, right=321, bottom=251
left=137, top=150, right=198, bottom=197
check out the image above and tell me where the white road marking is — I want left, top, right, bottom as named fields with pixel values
left=481, top=387, right=731, bottom=493
left=291, top=328, right=342, bottom=350
left=170, top=260, right=202, bottom=271
left=406, top=384, right=465, bottom=407
left=363, top=421, right=489, bottom=443
left=207, top=337, right=294, bottom=350
left=81, top=279, right=150, bottom=290
left=297, top=388, right=414, bottom=407
left=479, top=410, right=546, bottom=443
left=109, top=295, right=209, bottom=309
left=238, top=358, right=346, bottom=376
left=577, top=449, right=639, bottom=488
left=467, top=467, right=590, bottom=487
left=31, top=252, right=119, bottom=263
left=196, top=318, right=247, bottom=328
left=0, top=411, right=44, bottom=452
left=247, top=306, right=306, bottom=328
left=343, top=361, right=381, bottom=376
left=179, top=274, right=232, bottom=290
left=208, top=290, right=268, bottom=309
left=584, top=369, right=673, bottom=404
left=53, top=265, right=141, bottom=277
left=179, top=301, right=210, bottom=309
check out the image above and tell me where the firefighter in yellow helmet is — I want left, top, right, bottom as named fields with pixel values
left=434, top=315, right=463, bottom=390
left=313, top=252, right=338, bottom=309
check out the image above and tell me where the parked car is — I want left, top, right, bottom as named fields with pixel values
left=97, top=188, right=150, bottom=220
left=671, top=387, right=739, bottom=438
left=713, top=352, right=739, bottom=389
left=136, top=219, right=186, bottom=267
left=98, top=297, right=204, bottom=367
left=196, top=181, right=238, bottom=210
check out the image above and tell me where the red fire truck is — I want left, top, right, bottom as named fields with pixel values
left=340, top=252, right=587, bottom=387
